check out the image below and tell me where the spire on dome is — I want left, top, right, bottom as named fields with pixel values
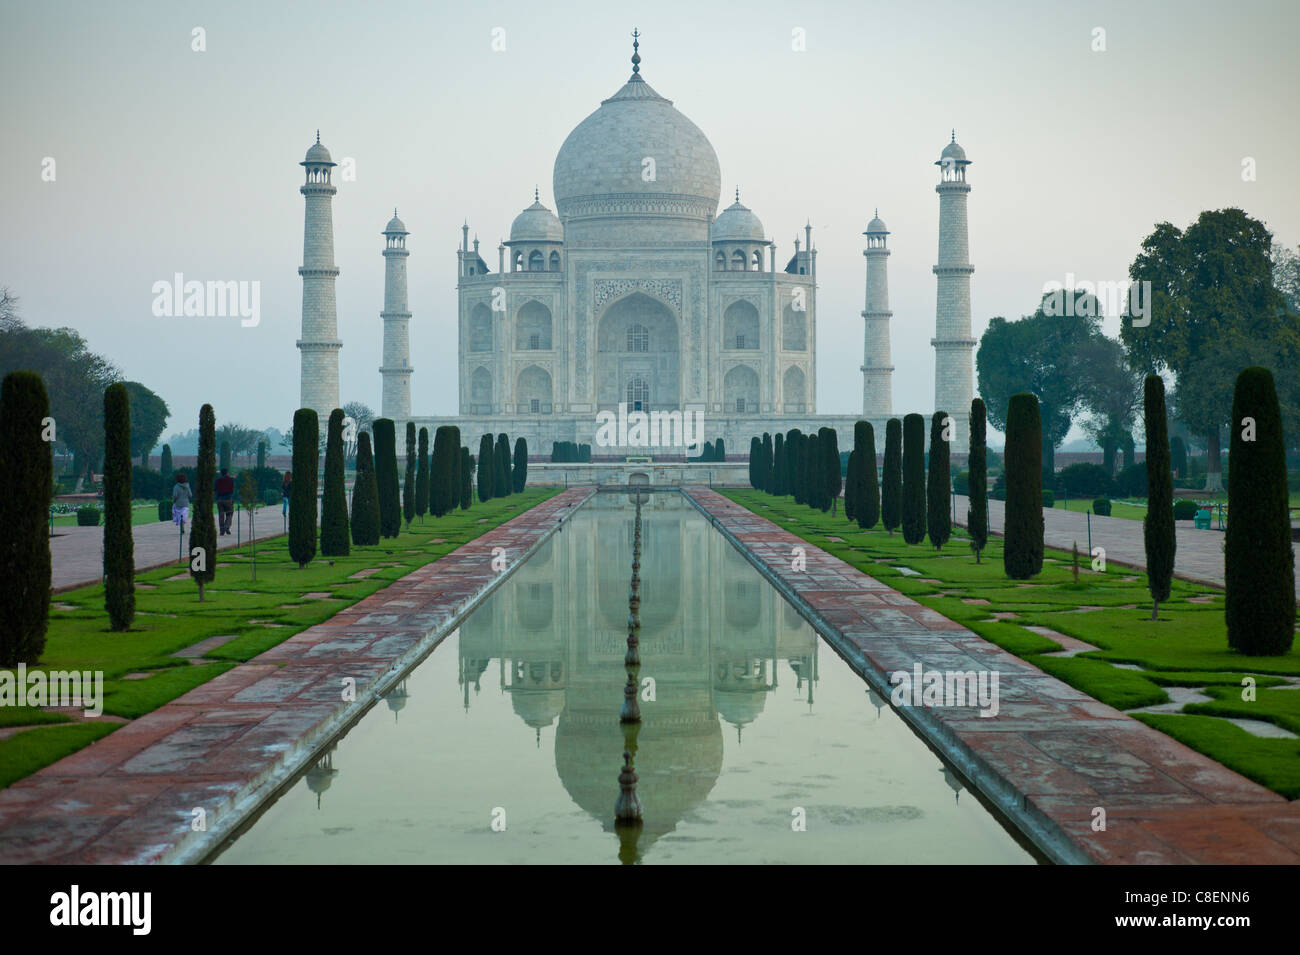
left=316, top=130, right=321, bottom=145
left=735, top=187, right=740, bottom=203
left=951, top=129, right=956, bottom=143
left=535, top=185, right=540, bottom=202
left=631, top=28, right=641, bottom=74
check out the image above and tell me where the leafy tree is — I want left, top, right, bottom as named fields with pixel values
left=857, top=421, right=879, bottom=531
left=1123, top=209, right=1293, bottom=488
left=460, top=448, right=473, bottom=509
left=121, top=381, right=169, bottom=468
left=478, top=434, right=494, bottom=500
left=1225, top=367, right=1295, bottom=654
left=819, top=427, right=841, bottom=515
left=350, top=431, right=380, bottom=546
left=0, top=371, right=52, bottom=665
left=320, top=409, right=350, bottom=556
left=927, top=411, right=951, bottom=549
left=217, top=422, right=261, bottom=464
left=415, top=427, right=429, bottom=521
left=881, top=418, right=902, bottom=535
left=103, top=383, right=134, bottom=630
left=901, top=414, right=926, bottom=544
left=967, top=398, right=989, bottom=562
left=1169, top=436, right=1187, bottom=480
left=1003, top=393, right=1044, bottom=579
left=976, top=290, right=1103, bottom=474
left=1142, top=376, right=1174, bottom=619
left=513, top=437, right=528, bottom=492
left=192, top=404, right=219, bottom=594
left=403, top=421, right=417, bottom=528
left=288, top=408, right=318, bottom=567
left=496, top=434, right=511, bottom=497
left=1077, top=335, right=1142, bottom=476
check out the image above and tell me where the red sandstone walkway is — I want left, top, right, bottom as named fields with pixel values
left=51, top=504, right=289, bottom=592
left=0, top=489, right=593, bottom=864
left=687, top=487, right=1300, bottom=865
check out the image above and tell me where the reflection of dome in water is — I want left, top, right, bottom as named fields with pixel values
left=715, top=691, right=766, bottom=736
left=554, top=706, right=723, bottom=853
left=511, top=689, right=566, bottom=730
left=304, top=749, right=339, bottom=809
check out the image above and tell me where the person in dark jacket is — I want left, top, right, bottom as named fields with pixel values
left=216, top=467, right=236, bottom=535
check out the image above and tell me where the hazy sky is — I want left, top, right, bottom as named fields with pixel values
left=3, top=0, right=1297, bottom=442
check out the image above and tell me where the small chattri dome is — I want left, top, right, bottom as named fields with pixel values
left=509, top=193, right=564, bottom=243
left=939, top=132, right=968, bottom=163
left=865, top=210, right=888, bottom=234
left=712, top=192, right=765, bottom=243
left=303, top=131, right=334, bottom=165
left=384, top=209, right=408, bottom=234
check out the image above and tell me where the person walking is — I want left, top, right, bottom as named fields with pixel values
left=215, top=467, right=236, bottom=536
left=172, top=472, right=193, bottom=534
left=281, top=470, right=292, bottom=520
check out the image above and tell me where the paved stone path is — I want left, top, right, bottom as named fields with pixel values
left=687, top=487, right=1300, bottom=865
left=0, top=489, right=593, bottom=864
left=50, top=504, right=291, bottom=592
left=953, top=495, right=1300, bottom=592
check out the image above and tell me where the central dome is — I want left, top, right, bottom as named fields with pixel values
left=552, top=72, right=721, bottom=236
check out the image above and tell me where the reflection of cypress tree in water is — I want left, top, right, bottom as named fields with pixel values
left=615, top=495, right=644, bottom=863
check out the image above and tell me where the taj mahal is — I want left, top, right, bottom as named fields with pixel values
left=295, top=34, right=976, bottom=455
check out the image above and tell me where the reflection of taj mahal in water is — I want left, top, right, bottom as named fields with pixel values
left=296, top=33, right=977, bottom=451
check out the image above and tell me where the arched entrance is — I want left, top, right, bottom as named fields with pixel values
left=596, top=292, right=680, bottom=411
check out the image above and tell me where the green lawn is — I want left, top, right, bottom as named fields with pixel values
left=52, top=501, right=162, bottom=527
left=723, top=488, right=1300, bottom=798
left=1048, top=497, right=1149, bottom=520
left=1, top=489, right=559, bottom=788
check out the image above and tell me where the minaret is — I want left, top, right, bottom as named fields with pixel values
left=380, top=209, right=412, bottom=420
left=932, top=131, right=975, bottom=442
left=861, top=210, right=893, bottom=418
left=297, top=131, right=342, bottom=419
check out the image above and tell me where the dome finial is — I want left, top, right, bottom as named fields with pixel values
left=875, top=207, right=878, bottom=218
left=534, top=185, right=539, bottom=202
left=316, top=129, right=321, bottom=145
left=735, top=186, right=740, bottom=203
left=631, top=28, right=641, bottom=74
left=951, top=128, right=956, bottom=143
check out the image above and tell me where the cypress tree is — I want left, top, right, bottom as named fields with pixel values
left=256, top=440, right=266, bottom=470
left=1225, top=367, right=1295, bottom=654
left=968, top=398, right=989, bottom=563
left=1003, top=393, right=1044, bottom=579
left=448, top=426, right=462, bottom=513
left=845, top=450, right=858, bottom=522
left=288, top=408, right=318, bottom=569
left=716, top=437, right=726, bottom=462
left=927, top=411, right=952, bottom=550
left=0, top=371, right=53, bottom=665
left=762, top=432, right=774, bottom=493
left=403, top=421, right=417, bottom=529
left=350, top=431, right=380, bottom=546
left=772, top=432, right=784, bottom=495
left=901, top=414, right=926, bottom=544
left=478, top=434, right=494, bottom=501
left=513, top=437, right=528, bottom=493
left=219, top=439, right=231, bottom=473
left=784, top=430, right=799, bottom=497
left=496, top=433, right=511, bottom=496
left=430, top=426, right=450, bottom=517
left=103, top=383, right=135, bottom=631
left=881, top=419, right=902, bottom=534
left=805, top=432, right=822, bottom=510
left=749, top=437, right=760, bottom=488
left=320, top=409, right=350, bottom=556
left=373, top=418, right=401, bottom=537
left=791, top=432, right=806, bottom=504
left=415, top=427, right=429, bottom=521
left=192, top=404, right=219, bottom=594
left=1143, top=376, right=1175, bottom=619
left=820, top=427, right=840, bottom=514
left=461, top=447, right=473, bottom=509
left=860, top=422, right=880, bottom=530
left=160, top=443, right=173, bottom=480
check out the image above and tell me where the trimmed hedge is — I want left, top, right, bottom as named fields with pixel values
left=76, top=505, right=101, bottom=526
left=1093, top=498, right=1112, bottom=516
left=1172, top=499, right=1198, bottom=520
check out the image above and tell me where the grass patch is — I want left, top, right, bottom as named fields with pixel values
left=1183, top=685, right=1300, bottom=736
left=1132, top=714, right=1300, bottom=799
left=1027, top=654, right=1171, bottom=709
left=0, top=724, right=119, bottom=789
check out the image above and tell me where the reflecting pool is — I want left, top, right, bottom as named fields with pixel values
left=214, top=492, right=1036, bottom=864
